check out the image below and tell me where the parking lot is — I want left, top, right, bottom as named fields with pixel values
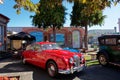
left=0, top=58, right=120, bottom=80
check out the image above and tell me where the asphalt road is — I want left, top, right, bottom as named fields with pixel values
left=0, top=58, right=120, bottom=80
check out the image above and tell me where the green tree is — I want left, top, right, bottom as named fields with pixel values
left=1, top=0, right=119, bottom=15
left=31, top=0, right=66, bottom=42
left=70, top=1, right=106, bottom=49
left=13, top=0, right=40, bottom=14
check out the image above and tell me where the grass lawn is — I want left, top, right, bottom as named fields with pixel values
left=84, top=54, right=91, bottom=61
left=86, top=60, right=99, bottom=67
left=84, top=54, right=99, bottom=67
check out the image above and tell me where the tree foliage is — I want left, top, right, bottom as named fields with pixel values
left=31, top=0, right=66, bottom=42
left=71, top=1, right=106, bottom=27
left=0, top=0, right=118, bottom=15
left=13, top=0, right=39, bottom=14
left=70, top=1, right=106, bottom=49
left=31, top=0, right=66, bottom=29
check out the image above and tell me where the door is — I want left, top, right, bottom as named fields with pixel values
left=72, top=31, right=80, bottom=48
left=0, top=26, right=4, bottom=51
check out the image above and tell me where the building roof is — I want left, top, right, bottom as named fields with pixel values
left=8, top=32, right=36, bottom=40
left=0, top=14, right=9, bottom=20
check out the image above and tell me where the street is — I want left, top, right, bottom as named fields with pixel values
left=0, top=58, right=120, bottom=80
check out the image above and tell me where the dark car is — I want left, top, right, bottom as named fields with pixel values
left=97, top=35, right=120, bottom=66
left=7, top=32, right=35, bottom=58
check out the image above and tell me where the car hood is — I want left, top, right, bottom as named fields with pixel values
left=44, top=49, right=80, bottom=58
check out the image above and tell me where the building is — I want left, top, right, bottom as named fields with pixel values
left=88, top=29, right=116, bottom=44
left=7, top=27, right=85, bottom=49
left=0, top=14, right=9, bottom=51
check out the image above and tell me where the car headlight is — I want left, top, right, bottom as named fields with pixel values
left=81, top=54, right=84, bottom=60
left=69, top=57, right=74, bottom=64
left=14, top=51, right=18, bottom=54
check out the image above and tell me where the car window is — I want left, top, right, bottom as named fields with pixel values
left=99, top=39, right=104, bottom=45
left=105, top=38, right=116, bottom=45
left=26, top=44, right=33, bottom=50
left=41, top=44, right=53, bottom=50
left=34, top=44, right=41, bottom=51
left=41, top=43, right=61, bottom=50
left=117, top=39, right=120, bottom=45
left=26, top=43, right=41, bottom=51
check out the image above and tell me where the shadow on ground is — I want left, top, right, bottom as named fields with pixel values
left=0, top=58, right=120, bottom=80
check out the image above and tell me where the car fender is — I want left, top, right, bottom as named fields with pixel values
left=45, top=56, right=67, bottom=70
left=97, top=50, right=109, bottom=60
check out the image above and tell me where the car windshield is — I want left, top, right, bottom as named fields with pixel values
left=41, top=43, right=62, bottom=50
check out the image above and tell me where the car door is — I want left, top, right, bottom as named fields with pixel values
left=35, top=50, right=47, bottom=68
left=107, top=38, right=120, bottom=62
left=24, top=44, right=35, bottom=63
left=114, top=38, right=120, bottom=61
left=28, top=44, right=41, bottom=66
left=30, top=44, right=46, bottom=67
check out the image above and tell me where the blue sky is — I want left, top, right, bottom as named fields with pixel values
left=0, top=0, right=120, bottom=31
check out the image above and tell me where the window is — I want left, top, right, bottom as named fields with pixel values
left=34, top=44, right=41, bottom=51
left=26, top=44, right=32, bottom=50
left=41, top=43, right=61, bottom=50
left=117, top=39, right=120, bottom=45
left=100, top=39, right=104, bottom=45
left=105, top=38, right=116, bottom=45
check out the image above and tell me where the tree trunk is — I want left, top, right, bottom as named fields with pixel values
left=84, top=25, right=88, bottom=50
left=53, top=26, right=56, bottom=42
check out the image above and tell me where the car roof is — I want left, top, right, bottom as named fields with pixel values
left=36, top=42, right=55, bottom=45
left=98, top=35, right=120, bottom=40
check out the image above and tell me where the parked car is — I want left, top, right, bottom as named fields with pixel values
left=7, top=32, right=35, bottom=58
left=22, top=42, right=86, bottom=77
left=97, top=35, right=120, bottom=66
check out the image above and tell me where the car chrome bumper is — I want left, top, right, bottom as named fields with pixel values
left=58, top=64, right=85, bottom=74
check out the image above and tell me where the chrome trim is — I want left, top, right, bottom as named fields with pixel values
left=73, top=55, right=80, bottom=67
left=58, top=64, right=85, bottom=74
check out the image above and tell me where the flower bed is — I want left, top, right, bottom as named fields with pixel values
left=0, top=71, right=33, bottom=80
left=0, top=76, right=19, bottom=80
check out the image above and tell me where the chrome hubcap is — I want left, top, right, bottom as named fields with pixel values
left=99, top=55, right=107, bottom=65
left=48, top=64, right=55, bottom=76
left=22, top=59, right=26, bottom=64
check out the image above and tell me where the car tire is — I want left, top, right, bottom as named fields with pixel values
left=98, top=53, right=109, bottom=66
left=47, top=61, right=58, bottom=77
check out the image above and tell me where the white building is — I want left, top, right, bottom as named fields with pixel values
left=88, top=29, right=116, bottom=44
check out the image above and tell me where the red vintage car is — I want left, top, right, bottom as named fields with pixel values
left=22, top=42, right=86, bottom=77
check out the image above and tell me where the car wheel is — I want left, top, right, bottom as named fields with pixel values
left=47, top=61, right=58, bottom=77
left=98, top=54, right=109, bottom=66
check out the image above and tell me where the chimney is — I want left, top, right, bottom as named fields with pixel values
left=114, top=27, right=117, bottom=33
left=118, top=18, right=120, bottom=33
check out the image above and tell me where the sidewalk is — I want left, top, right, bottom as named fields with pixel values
left=0, top=58, right=33, bottom=80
